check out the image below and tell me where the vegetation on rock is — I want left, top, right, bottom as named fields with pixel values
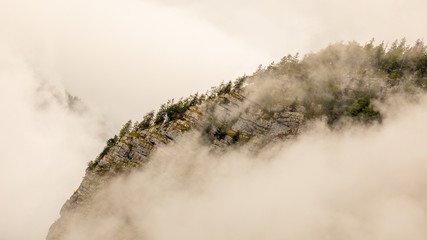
left=88, top=39, right=426, bottom=169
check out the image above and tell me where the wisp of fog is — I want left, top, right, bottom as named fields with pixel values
left=0, top=0, right=426, bottom=239
left=56, top=93, right=427, bottom=240
left=0, top=47, right=110, bottom=240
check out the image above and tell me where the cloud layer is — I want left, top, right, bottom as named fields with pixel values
left=0, top=48, right=109, bottom=239
left=0, top=0, right=426, bottom=239
left=55, top=95, right=427, bottom=240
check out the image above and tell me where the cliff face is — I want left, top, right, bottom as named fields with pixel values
left=47, top=90, right=305, bottom=240
left=47, top=40, right=426, bottom=239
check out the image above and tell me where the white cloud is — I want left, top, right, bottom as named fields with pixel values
left=58, top=95, right=427, bottom=240
left=0, top=47, right=109, bottom=240
left=0, top=0, right=269, bottom=126
left=0, top=0, right=425, bottom=239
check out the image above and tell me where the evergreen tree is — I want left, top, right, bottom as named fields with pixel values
left=138, top=111, right=155, bottom=130
left=119, top=120, right=132, bottom=139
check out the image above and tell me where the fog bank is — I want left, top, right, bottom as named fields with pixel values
left=0, top=0, right=426, bottom=239
left=58, top=95, right=427, bottom=240
left=0, top=49, right=110, bottom=239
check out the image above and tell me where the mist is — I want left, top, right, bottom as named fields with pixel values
left=55, top=94, right=427, bottom=240
left=1, top=0, right=426, bottom=126
left=0, top=0, right=426, bottom=239
left=0, top=0, right=268, bottom=126
left=0, top=48, right=109, bottom=239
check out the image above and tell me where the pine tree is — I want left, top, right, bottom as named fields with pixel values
left=119, top=120, right=132, bottom=139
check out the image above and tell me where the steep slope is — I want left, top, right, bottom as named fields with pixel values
left=47, top=90, right=305, bottom=239
left=47, top=40, right=427, bottom=239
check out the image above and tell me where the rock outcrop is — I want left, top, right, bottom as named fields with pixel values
left=47, top=40, right=427, bottom=239
left=46, top=90, right=305, bottom=240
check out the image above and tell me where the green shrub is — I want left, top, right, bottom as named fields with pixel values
left=137, top=111, right=154, bottom=130
left=233, top=76, right=247, bottom=90
left=345, top=95, right=381, bottom=123
left=231, top=131, right=241, bottom=143
left=154, top=95, right=201, bottom=125
left=217, top=81, right=232, bottom=95
left=417, top=54, right=427, bottom=76
left=87, top=135, right=118, bottom=171
left=154, top=104, right=167, bottom=125
left=165, top=99, right=188, bottom=122
left=119, top=120, right=132, bottom=139
left=213, top=124, right=228, bottom=140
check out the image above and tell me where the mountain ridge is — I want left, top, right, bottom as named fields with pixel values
left=47, top=39, right=427, bottom=239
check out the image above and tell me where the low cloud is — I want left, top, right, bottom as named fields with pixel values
left=0, top=49, right=110, bottom=240
left=57, top=94, right=427, bottom=240
left=0, top=0, right=425, bottom=239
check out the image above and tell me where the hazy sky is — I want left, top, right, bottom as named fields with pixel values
left=0, top=0, right=426, bottom=239
left=1, top=0, right=426, bottom=125
left=54, top=95, right=427, bottom=240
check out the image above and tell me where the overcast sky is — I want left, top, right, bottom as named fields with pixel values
left=2, top=0, right=426, bottom=126
left=0, top=0, right=426, bottom=239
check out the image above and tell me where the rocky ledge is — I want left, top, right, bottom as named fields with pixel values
left=46, top=90, right=305, bottom=240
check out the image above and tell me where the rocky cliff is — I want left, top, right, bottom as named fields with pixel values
left=47, top=89, right=305, bottom=239
left=47, top=40, right=426, bottom=239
